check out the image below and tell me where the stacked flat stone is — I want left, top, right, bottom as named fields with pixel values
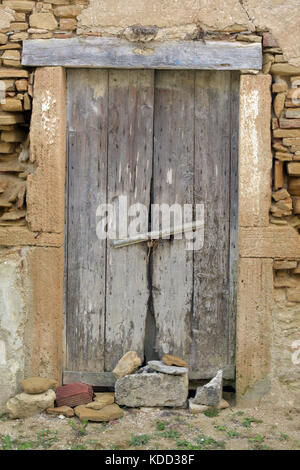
left=6, top=376, right=57, bottom=418
left=0, top=0, right=88, bottom=227
left=115, top=356, right=189, bottom=408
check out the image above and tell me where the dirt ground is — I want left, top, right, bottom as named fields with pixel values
left=0, top=401, right=299, bottom=450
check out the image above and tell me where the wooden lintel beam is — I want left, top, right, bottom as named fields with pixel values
left=22, top=37, right=262, bottom=70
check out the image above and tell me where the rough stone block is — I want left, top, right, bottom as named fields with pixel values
left=288, top=162, right=300, bottom=176
left=27, top=67, right=66, bottom=233
left=21, top=377, right=57, bottom=394
left=0, top=33, right=8, bottom=45
left=54, top=5, right=83, bottom=17
left=274, top=129, right=300, bottom=138
left=1, top=129, right=26, bottom=142
left=115, top=372, right=188, bottom=408
left=274, top=160, right=284, bottom=190
left=272, top=83, right=288, bottom=93
left=6, top=389, right=56, bottom=419
left=0, top=69, right=28, bottom=79
left=263, top=33, right=278, bottom=48
left=272, top=189, right=290, bottom=201
left=75, top=403, right=123, bottom=422
left=1, top=98, right=22, bottom=112
left=29, top=12, right=58, bottom=31
left=239, top=75, right=272, bottom=227
left=280, top=118, right=300, bottom=129
left=275, top=152, right=293, bottom=161
left=189, top=400, right=209, bottom=414
left=271, top=64, right=300, bottom=75
left=60, top=18, right=76, bottom=31
left=3, top=1, right=34, bottom=11
left=193, top=370, right=223, bottom=406
left=46, top=405, right=74, bottom=417
left=86, top=392, right=114, bottom=409
left=113, top=351, right=142, bottom=379
left=288, top=177, right=300, bottom=196
left=273, top=92, right=286, bottom=118
left=287, top=289, right=300, bottom=302
left=236, top=258, right=273, bottom=406
left=286, top=109, right=300, bottom=119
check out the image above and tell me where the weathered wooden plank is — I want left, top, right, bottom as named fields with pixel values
left=63, top=371, right=116, bottom=387
left=105, top=70, right=154, bottom=370
left=22, top=38, right=262, bottom=70
left=66, top=69, right=108, bottom=372
left=228, top=72, right=240, bottom=373
left=191, top=71, right=232, bottom=379
left=151, top=70, right=194, bottom=363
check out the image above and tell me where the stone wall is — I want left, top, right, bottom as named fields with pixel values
left=0, top=0, right=299, bottom=410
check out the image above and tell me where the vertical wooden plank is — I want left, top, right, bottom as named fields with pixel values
left=66, top=69, right=108, bottom=372
left=191, top=71, right=232, bottom=379
left=228, top=72, right=240, bottom=372
left=105, top=70, right=154, bottom=370
left=152, top=71, right=194, bottom=362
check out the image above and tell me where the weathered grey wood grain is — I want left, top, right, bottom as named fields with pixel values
left=66, top=69, right=108, bottom=372
left=63, top=371, right=116, bottom=387
left=104, top=70, right=154, bottom=370
left=228, top=72, right=240, bottom=375
left=64, top=68, right=239, bottom=381
left=190, top=71, right=233, bottom=380
left=22, top=38, right=262, bottom=70
left=152, top=70, right=194, bottom=362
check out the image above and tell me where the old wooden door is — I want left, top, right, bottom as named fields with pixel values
left=64, top=69, right=239, bottom=386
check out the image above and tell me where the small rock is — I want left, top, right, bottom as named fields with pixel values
left=75, top=403, right=124, bottom=422
left=86, top=393, right=114, bottom=410
left=115, top=372, right=188, bottom=408
left=147, top=360, right=188, bottom=375
left=113, top=351, right=142, bottom=379
left=216, top=399, right=230, bottom=410
left=21, top=377, right=57, bottom=394
left=274, top=92, right=286, bottom=118
left=189, top=400, right=209, bottom=414
left=6, top=390, right=56, bottom=419
left=193, top=370, right=223, bottom=406
left=162, top=354, right=188, bottom=368
left=137, top=365, right=155, bottom=374
left=47, top=405, right=74, bottom=417
left=93, top=392, right=114, bottom=403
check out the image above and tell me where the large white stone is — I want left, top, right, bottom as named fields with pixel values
left=115, top=372, right=188, bottom=407
left=6, top=389, right=56, bottom=418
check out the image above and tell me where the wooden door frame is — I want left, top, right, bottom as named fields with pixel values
left=17, top=38, right=281, bottom=405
